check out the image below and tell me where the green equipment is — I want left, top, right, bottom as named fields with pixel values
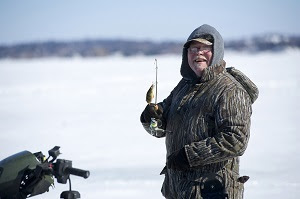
left=0, top=146, right=90, bottom=199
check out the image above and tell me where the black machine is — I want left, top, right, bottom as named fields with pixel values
left=200, top=173, right=228, bottom=199
left=0, top=146, right=90, bottom=199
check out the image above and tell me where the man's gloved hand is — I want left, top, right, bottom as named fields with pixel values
left=140, top=103, right=163, bottom=123
left=167, top=147, right=190, bottom=171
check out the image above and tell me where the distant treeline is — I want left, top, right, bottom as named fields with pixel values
left=0, top=34, right=299, bottom=59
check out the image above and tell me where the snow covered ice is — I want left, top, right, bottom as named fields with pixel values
left=0, top=50, right=299, bottom=198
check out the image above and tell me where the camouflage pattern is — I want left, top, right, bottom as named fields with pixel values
left=141, top=24, right=259, bottom=199
left=142, top=61, right=258, bottom=198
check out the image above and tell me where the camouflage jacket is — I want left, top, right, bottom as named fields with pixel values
left=142, top=61, right=259, bottom=198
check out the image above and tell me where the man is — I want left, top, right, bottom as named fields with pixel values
left=140, top=24, right=259, bottom=199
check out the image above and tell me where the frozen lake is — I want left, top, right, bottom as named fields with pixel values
left=0, top=50, right=299, bottom=198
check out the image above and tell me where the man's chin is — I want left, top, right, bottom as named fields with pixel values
left=193, top=64, right=207, bottom=71
left=191, top=65, right=207, bottom=77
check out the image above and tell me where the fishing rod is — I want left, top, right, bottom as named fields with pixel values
left=145, top=59, right=171, bottom=136
left=154, top=58, right=158, bottom=104
left=146, top=59, right=158, bottom=105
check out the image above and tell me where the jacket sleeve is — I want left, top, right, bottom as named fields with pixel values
left=184, top=87, right=252, bottom=167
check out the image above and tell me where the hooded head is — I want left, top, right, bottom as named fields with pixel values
left=181, top=24, right=224, bottom=80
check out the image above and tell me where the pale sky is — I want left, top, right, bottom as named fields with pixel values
left=0, top=0, right=299, bottom=44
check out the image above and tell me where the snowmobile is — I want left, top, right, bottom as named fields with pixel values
left=0, top=146, right=89, bottom=199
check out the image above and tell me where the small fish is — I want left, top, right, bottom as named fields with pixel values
left=146, top=83, right=155, bottom=104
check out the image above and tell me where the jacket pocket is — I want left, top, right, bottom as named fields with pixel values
left=177, top=180, right=202, bottom=199
left=160, top=166, right=171, bottom=198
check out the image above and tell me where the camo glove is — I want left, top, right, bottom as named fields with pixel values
left=140, top=103, right=163, bottom=123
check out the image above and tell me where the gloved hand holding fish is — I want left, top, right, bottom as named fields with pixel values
left=141, top=102, right=163, bottom=123
left=140, top=59, right=171, bottom=136
left=141, top=59, right=162, bottom=123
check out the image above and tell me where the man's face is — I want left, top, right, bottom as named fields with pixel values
left=187, top=41, right=213, bottom=77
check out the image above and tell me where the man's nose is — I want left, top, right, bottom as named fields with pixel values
left=196, top=49, right=204, bottom=55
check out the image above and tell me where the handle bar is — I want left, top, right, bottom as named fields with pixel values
left=65, top=167, right=90, bottom=179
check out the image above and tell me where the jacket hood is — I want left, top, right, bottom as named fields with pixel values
left=226, top=67, right=259, bottom=104
left=181, top=24, right=224, bottom=81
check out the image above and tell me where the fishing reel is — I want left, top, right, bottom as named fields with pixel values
left=149, top=118, right=171, bottom=137
left=150, top=117, right=162, bottom=130
left=0, top=146, right=90, bottom=199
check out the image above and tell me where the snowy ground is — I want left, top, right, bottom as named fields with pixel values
left=0, top=50, right=299, bottom=198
